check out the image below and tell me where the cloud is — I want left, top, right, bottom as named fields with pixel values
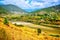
left=1, top=0, right=60, bottom=12
left=27, top=0, right=60, bottom=9
left=53, top=0, right=59, bottom=2
left=29, top=1, right=44, bottom=9
left=2, top=0, right=32, bottom=9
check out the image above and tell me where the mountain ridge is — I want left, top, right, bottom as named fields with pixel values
left=0, top=4, right=28, bottom=14
left=0, top=4, right=60, bottom=14
left=30, top=5, right=60, bottom=13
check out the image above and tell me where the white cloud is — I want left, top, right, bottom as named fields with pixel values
left=53, top=0, right=59, bottom=2
left=29, top=1, right=45, bottom=9
left=28, top=0, right=60, bottom=9
left=1, top=0, right=60, bottom=11
left=2, top=0, right=31, bottom=9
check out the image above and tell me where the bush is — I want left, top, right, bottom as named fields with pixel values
left=37, top=28, right=41, bottom=35
left=14, top=24, right=24, bottom=27
left=4, top=18, right=9, bottom=25
left=50, top=34, right=60, bottom=37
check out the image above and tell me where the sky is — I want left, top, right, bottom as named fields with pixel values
left=0, top=0, right=60, bottom=12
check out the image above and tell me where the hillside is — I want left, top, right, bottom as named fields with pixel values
left=0, top=6, right=9, bottom=14
left=0, top=18, right=60, bottom=40
left=0, top=4, right=28, bottom=14
left=5, top=5, right=60, bottom=26
left=31, top=5, right=60, bottom=24
left=17, top=5, right=60, bottom=25
left=31, top=5, right=60, bottom=13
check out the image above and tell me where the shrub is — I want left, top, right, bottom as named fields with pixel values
left=37, top=28, right=41, bottom=35
left=4, top=18, right=9, bottom=25
left=50, top=34, right=60, bottom=37
left=14, top=24, right=24, bottom=27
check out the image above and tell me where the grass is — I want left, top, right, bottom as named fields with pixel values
left=0, top=18, right=60, bottom=40
left=0, top=28, right=7, bottom=40
left=40, top=23, right=60, bottom=28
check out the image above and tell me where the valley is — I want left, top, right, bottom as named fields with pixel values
left=0, top=4, right=60, bottom=40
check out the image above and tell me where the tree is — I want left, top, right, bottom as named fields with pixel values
left=37, top=28, right=41, bottom=35
left=4, top=18, right=9, bottom=25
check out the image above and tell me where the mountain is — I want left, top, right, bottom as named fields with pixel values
left=24, top=5, right=60, bottom=25
left=0, top=4, right=28, bottom=14
left=31, top=5, right=60, bottom=14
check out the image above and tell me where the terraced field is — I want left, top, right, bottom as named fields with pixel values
left=0, top=18, right=60, bottom=40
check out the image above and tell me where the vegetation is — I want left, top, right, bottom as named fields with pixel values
left=4, top=18, right=9, bottom=25
left=37, top=28, right=41, bottom=35
left=0, top=4, right=60, bottom=40
left=50, top=34, right=60, bottom=37
left=0, top=17, right=60, bottom=40
left=0, top=28, right=7, bottom=40
left=14, top=23, right=24, bottom=27
left=2, top=5, right=59, bottom=26
left=0, top=5, right=60, bottom=25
